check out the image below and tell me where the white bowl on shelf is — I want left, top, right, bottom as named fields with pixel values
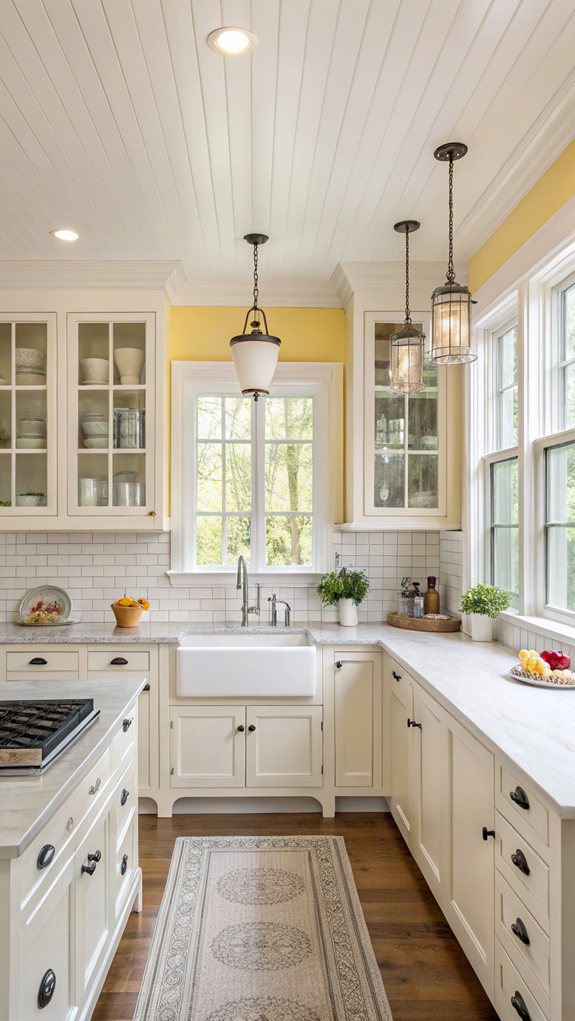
left=81, top=418, right=109, bottom=437
left=80, top=358, right=109, bottom=384
left=83, top=437, right=108, bottom=449
left=16, top=437, right=46, bottom=449
left=114, top=347, right=144, bottom=385
left=18, top=418, right=46, bottom=437
left=16, top=369, right=46, bottom=386
left=15, top=348, right=46, bottom=370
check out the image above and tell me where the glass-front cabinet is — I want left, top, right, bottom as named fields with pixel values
left=68, top=314, right=156, bottom=522
left=0, top=315, right=57, bottom=519
left=355, top=311, right=461, bottom=529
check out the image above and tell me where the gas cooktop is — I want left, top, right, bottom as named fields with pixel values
left=0, top=699, right=100, bottom=775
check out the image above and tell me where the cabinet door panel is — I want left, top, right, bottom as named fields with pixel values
left=389, top=674, right=413, bottom=842
left=413, top=685, right=448, bottom=896
left=170, top=706, right=245, bottom=788
left=246, top=706, right=322, bottom=788
left=75, top=810, right=110, bottom=1003
left=448, top=719, right=495, bottom=995
left=20, top=859, right=75, bottom=1021
left=138, top=687, right=151, bottom=791
left=334, top=652, right=381, bottom=787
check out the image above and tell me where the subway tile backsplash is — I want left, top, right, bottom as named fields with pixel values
left=0, top=528, right=456, bottom=624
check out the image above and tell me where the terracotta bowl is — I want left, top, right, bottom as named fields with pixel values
left=111, top=603, right=143, bottom=628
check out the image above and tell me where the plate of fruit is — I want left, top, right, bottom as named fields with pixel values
left=508, top=649, right=575, bottom=688
left=18, top=585, right=72, bottom=625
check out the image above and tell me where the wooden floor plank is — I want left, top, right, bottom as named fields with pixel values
left=93, top=812, right=499, bottom=1021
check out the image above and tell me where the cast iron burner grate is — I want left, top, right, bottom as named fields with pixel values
left=0, top=699, right=99, bottom=770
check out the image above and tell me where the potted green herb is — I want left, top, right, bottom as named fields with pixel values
left=317, top=566, right=370, bottom=627
left=459, top=583, right=511, bottom=641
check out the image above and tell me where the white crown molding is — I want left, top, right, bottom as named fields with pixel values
left=165, top=271, right=341, bottom=308
left=461, top=71, right=575, bottom=260
left=0, top=260, right=180, bottom=290
left=333, top=260, right=468, bottom=310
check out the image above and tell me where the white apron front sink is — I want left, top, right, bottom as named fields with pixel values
left=176, top=631, right=316, bottom=697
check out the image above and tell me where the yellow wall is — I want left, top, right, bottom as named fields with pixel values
left=170, top=306, right=345, bottom=362
left=468, top=139, right=575, bottom=293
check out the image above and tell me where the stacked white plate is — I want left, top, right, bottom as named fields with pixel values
left=15, top=348, right=46, bottom=386
left=16, top=416, right=46, bottom=449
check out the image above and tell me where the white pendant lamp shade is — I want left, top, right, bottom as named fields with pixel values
left=387, top=220, right=426, bottom=394
left=230, top=334, right=281, bottom=397
left=230, top=233, right=281, bottom=399
left=430, top=142, right=476, bottom=365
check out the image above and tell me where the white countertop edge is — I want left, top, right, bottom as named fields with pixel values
left=0, top=676, right=147, bottom=859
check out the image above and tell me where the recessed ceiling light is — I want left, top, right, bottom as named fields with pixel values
left=49, top=228, right=79, bottom=242
left=207, top=27, right=258, bottom=55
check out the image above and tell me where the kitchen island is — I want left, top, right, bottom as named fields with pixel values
left=0, top=677, right=145, bottom=1021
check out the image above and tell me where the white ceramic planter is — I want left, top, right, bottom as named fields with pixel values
left=468, top=614, right=494, bottom=642
left=339, top=598, right=358, bottom=627
left=114, top=347, right=145, bottom=385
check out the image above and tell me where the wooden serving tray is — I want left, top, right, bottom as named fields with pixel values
left=387, top=612, right=461, bottom=633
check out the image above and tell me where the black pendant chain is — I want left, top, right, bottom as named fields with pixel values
left=404, top=229, right=411, bottom=322
left=447, top=156, right=455, bottom=284
left=250, top=243, right=260, bottom=327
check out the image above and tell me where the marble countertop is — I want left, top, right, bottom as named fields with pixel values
left=0, top=677, right=146, bottom=859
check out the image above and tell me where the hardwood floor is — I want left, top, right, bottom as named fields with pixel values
left=94, top=812, right=499, bottom=1021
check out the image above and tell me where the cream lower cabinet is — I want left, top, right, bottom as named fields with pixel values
left=330, top=650, right=383, bottom=789
left=411, top=682, right=449, bottom=901
left=19, top=858, right=76, bottom=1021
left=75, top=810, right=111, bottom=1004
left=387, top=659, right=414, bottom=841
left=169, top=704, right=323, bottom=790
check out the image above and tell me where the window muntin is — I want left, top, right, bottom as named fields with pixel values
left=558, top=281, right=575, bottom=429
left=490, top=457, right=519, bottom=605
left=495, top=323, right=518, bottom=449
left=545, top=441, right=575, bottom=615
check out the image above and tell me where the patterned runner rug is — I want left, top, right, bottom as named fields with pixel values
left=134, top=835, right=393, bottom=1021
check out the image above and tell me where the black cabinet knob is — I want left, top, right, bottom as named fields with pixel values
left=111, top=656, right=128, bottom=666
left=511, top=918, right=530, bottom=946
left=392, top=670, right=402, bottom=682
left=143, top=683, right=150, bottom=691
left=37, top=844, right=55, bottom=870
left=29, top=657, right=47, bottom=666
left=37, top=969, right=56, bottom=1009
left=482, top=827, right=495, bottom=841
left=407, top=718, right=422, bottom=729
left=81, top=849, right=101, bottom=876
left=248, top=724, right=256, bottom=732
left=335, top=660, right=343, bottom=669
left=510, top=785, right=530, bottom=810
left=511, top=991, right=531, bottom=1020
left=122, top=717, right=133, bottom=732
left=88, top=850, right=102, bottom=863
left=121, top=853, right=128, bottom=876
left=511, top=849, right=530, bottom=875
left=237, top=724, right=245, bottom=732
left=120, top=788, right=130, bottom=806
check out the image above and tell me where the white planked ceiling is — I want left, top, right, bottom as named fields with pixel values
left=0, top=0, right=573, bottom=300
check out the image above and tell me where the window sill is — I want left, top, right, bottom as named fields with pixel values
left=499, top=610, right=575, bottom=646
left=168, top=570, right=324, bottom=588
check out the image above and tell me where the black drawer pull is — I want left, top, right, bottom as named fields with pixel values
left=510, top=785, right=530, bottom=810
left=81, top=849, right=101, bottom=876
left=111, top=656, right=129, bottom=666
left=392, top=670, right=402, bottom=682
left=143, top=682, right=150, bottom=692
left=237, top=724, right=245, bottom=732
left=407, top=718, right=422, bottom=729
left=121, top=853, right=128, bottom=876
left=37, top=844, right=55, bottom=870
left=335, top=660, right=343, bottom=669
left=511, top=991, right=531, bottom=1021
left=37, top=969, right=56, bottom=1009
left=120, top=788, right=130, bottom=806
left=482, top=827, right=495, bottom=841
left=122, top=717, right=133, bottom=732
left=511, top=849, right=530, bottom=875
left=511, top=917, right=530, bottom=946
left=248, top=724, right=256, bottom=732
left=29, top=657, right=47, bottom=666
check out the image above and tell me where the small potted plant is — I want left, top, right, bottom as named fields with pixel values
left=459, top=583, right=511, bottom=641
left=317, top=566, right=370, bottom=627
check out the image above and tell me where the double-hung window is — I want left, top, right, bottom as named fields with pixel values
left=170, top=362, right=342, bottom=577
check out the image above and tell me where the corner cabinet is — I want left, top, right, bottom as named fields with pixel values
left=344, top=309, right=462, bottom=529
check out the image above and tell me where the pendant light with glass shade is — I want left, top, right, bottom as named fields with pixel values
left=387, top=220, right=426, bottom=394
left=430, top=142, right=476, bottom=364
left=230, top=233, right=281, bottom=400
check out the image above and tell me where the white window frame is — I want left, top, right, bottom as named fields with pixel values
left=169, top=361, right=343, bottom=584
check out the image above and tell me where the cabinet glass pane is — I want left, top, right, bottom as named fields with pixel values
left=15, top=391, right=47, bottom=451
left=408, top=454, right=438, bottom=508
left=0, top=455, right=10, bottom=506
left=112, top=323, right=146, bottom=385
left=408, top=392, right=438, bottom=450
left=374, top=327, right=392, bottom=387
left=0, top=323, right=11, bottom=384
left=112, top=453, right=145, bottom=507
left=374, top=394, right=404, bottom=449
left=16, top=453, right=47, bottom=506
left=113, top=392, right=145, bottom=450
left=15, top=323, right=47, bottom=386
left=79, top=391, right=109, bottom=450
left=374, top=453, right=404, bottom=508
left=78, top=453, right=108, bottom=506
left=78, top=323, right=109, bottom=385
left=0, top=392, right=11, bottom=449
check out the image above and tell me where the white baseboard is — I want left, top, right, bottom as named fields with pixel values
left=139, top=796, right=389, bottom=814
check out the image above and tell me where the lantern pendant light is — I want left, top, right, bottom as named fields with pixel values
left=230, top=233, right=281, bottom=400
left=387, top=220, right=426, bottom=394
left=430, top=142, right=476, bottom=364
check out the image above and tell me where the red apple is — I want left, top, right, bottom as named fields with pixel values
left=540, top=650, right=571, bottom=671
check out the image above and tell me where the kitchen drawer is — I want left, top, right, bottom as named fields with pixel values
left=497, top=763, right=550, bottom=850
left=496, top=871, right=550, bottom=1011
left=6, top=649, right=79, bottom=679
left=496, top=812, right=550, bottom=932
left=87, top=649, right=150, bottom=673
left=113, top=806, right=137, bottom=921
left=112, top=703, right=137, bottom=766
left=386, top=656, right=412, bottom=711
left=495, top=940, right=549, bottom=1021
left=18, top=745, right=112, bottom=913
